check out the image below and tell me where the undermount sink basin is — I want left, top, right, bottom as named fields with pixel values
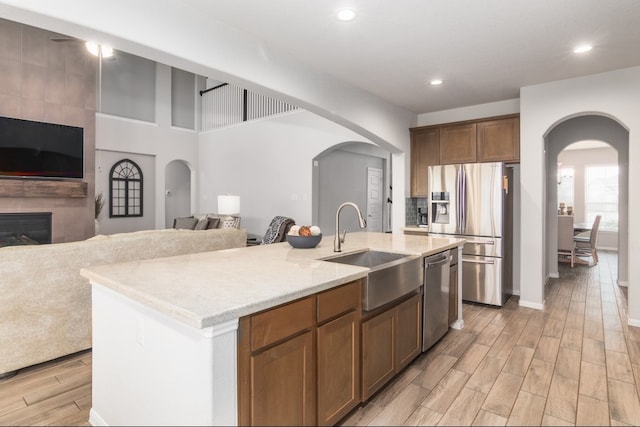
left=323, top=250, right=423, bottom=311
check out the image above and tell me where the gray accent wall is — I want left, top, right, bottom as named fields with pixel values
left=101, top=51, right=156, bottom=122
left=315, top=146, right=385, bottom=235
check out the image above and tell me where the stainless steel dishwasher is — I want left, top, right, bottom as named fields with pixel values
left=422, top=250, right=451, bottom=351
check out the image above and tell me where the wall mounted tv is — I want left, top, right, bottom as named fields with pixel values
left=0, top=116, right=84, bottom=179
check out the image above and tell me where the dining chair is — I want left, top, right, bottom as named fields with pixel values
left=574, top=215, right=601, bottom=264
left=558, top=215, right=576, bottom=268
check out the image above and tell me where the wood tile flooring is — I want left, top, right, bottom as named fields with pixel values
left=340, top=252, right=640, bottom=426
left=1, top=251, right=638, bottom=426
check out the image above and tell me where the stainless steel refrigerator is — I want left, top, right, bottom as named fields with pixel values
left=428, top=162, right=513, bottom=306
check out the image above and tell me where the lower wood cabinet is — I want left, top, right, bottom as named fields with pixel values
left=395, top=293, right=422, bottom=370
left=449, top=264, right=459, bottom=325
left=239, top=280, right=423, bottom=425
left=317, top=311, right=360, bottom=426
left=361, top=306, right=396, bottom=401
left=250, top=331, right=316, bottom=426
left=361, top=292, right=422, bottom=401
left=238, top=280, right=361, bottom=426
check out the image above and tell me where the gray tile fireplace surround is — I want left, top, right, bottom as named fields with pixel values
left=0, top=212, right=52, bottom=247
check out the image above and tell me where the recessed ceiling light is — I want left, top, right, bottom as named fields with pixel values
left=337, top=8, right=356, bottom=21
left=430, top=79, right=443, bottom=86
left=573, top=44, right=593, bottom=54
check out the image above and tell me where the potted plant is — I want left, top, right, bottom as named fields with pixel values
left=95, top=192, right=105, bottom=234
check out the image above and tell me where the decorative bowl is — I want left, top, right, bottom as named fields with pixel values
left=286, top=233, right=322, bottom=249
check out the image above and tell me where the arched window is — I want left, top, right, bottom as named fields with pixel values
left=109, top=159, right=143, bottom=218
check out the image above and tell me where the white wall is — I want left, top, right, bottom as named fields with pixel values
left=198, top=110, right=376, bottom=238
left=96, top=64, right=199, bottom=231
left=520, top=66, right=640, bottom=325
left=95, top=149, right=155, bottom=234
left=417, top=99, right=520, bottom=126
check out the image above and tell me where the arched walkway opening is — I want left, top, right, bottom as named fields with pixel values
left=164, top=160, right=193, bottom=228
left=544, top=114, right=629, bottom=287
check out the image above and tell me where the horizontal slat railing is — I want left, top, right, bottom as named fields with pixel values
left=201, top=84, right=298, bottom=132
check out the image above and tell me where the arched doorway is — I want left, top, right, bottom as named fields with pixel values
left=164, top=160, right=192, bottom=228
left=544, top=114, right=629, bottom=286
left=312, top=142, right=391, bottom=234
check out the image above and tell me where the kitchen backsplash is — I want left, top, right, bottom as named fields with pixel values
left=406, top=198, right=427, bottom=226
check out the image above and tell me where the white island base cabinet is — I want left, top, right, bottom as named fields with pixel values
left=89, top=285, right=239, bottom=426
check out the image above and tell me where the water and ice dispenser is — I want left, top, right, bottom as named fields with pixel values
left=431, top=192, right=450, bottom=224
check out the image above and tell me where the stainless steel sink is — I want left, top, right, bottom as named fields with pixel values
left=324, top=250, right=423, bottom=311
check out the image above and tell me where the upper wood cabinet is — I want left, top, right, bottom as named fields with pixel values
left=410, top=128, right=439, bottom=197
left=476, top=116, right=520, bottom=163
left=410, top=114, right=519, bottom=195
left=439, top=123, right=477, bottom=165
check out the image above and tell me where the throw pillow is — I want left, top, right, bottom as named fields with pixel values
left=173, top=216, right=198, bottom=230
left=194, top=218, right=209, bottom=230
left=206, top=217, right=221, bottom=229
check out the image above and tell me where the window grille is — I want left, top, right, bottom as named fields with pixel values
left=109, top=159, right=143, bottom=218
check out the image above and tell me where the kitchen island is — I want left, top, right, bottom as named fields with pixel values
left=81, top=232, right=464, bottom=426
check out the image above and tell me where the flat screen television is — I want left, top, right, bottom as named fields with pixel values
left=0, top=116, right=84, bottom=179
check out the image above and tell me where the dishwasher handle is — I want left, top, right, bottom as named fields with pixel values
left=425, top=254, right=451, bottom=269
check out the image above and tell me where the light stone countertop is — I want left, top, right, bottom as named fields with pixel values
left=80, top=231, right=464, bottom=329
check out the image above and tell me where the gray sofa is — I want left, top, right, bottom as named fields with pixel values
left=0, top=227, right=247, bottom=377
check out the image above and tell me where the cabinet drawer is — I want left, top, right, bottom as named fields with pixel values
left=317, top=280, right=361, bottom=324
left=251, top=296, right=315, bottom=351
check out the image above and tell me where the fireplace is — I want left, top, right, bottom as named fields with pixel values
left=0, top=212, right=52, bottom=247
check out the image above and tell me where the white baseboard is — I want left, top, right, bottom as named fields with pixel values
left=548, top=272, right=559, bottom=279
left=518, top=299, right=545, bottom=310
left=450, top=319, right=464, bottom=330
left=511, top=289, right=521, bottom=296
left=628, top=318, right=640, bottom=328
left=89, top=409, right=107, bottom=426
left=618, top=280, right=629, bottom=287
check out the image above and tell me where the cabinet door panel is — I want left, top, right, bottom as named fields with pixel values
left=317, top=280, right=360, bottom=323
left=410, top=128, right=440, bottom=197
left=251, top=331, right=316, bottom=426
left=361, top=308, right=395, bottom=401
left=317, top=311, right=360, bottom=426
left=477, top=117, right=520, bottom=162
left=395, top=293, right=422, bottom=371
left=440, top=123, right=477, bottom=164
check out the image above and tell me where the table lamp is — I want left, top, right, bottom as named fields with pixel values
left=218, top=195, right=240, bottom=228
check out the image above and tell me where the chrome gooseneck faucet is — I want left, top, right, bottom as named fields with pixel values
left=334, top=202, right=367, bottom=252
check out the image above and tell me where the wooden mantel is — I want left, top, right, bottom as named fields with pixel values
left=0, top=179, right=88, bottom=198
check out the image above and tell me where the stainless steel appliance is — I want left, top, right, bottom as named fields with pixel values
left=422, top=250, right=451, bottom=351
left=417, top=207, right=428, bottom=227
left=428, top=162, right=513, bottom=306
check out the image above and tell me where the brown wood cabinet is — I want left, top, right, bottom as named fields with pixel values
left=360, top=291, right=422, bottom=401
left=410, top=115, right=520, bottom=196
left=361, top=306, right=395, bottom=401
left=395, top=293, right=422, bottom=371
left=238, top=280, right=362, bottom=427
left=477, top=116, right=520, bottom=163
left=439, top=123, right=477, bottom=164
left=238, top=296, right=316, bottom=426
left=410, top=128, right=439, bottom=197
left=316, top=281, right=361, bottom=426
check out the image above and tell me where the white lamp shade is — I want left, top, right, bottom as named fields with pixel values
left=218, top=195, right=240, bottom=215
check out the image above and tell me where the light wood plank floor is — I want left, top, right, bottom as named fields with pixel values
left=340, top=251, right=640, bottom=426
left=2, top=251, right=639, bottom=426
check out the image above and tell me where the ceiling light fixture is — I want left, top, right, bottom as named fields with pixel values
left=85, top=41, right=114, bottom=58
left=336, top=8, right=356, bottom=21
left=430, top=79, right=443, bottom=86
left=573, top=44, right=593, bottom=54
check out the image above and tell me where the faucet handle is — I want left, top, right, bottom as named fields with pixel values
left=340, top=230, right=347, bottom=243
